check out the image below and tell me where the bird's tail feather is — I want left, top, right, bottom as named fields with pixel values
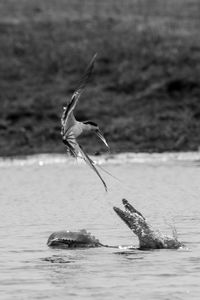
left=78, top=146, right=108, bottom=192
left=77, top=151, right=135, bottom=194
left=94, top=163, right=135, bottom=194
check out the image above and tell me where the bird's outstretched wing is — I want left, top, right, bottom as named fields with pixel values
left=61, top=54, right=108, bottom=191
left=61, top=54, right=97, bottom=137
left=78, top=145, right=108, bottom=192
left=62, top=128, right=78, bottom=158
left=62, top=128, right=107, bottom=191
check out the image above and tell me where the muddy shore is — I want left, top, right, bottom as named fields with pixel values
left=0, top=1, right=200, bottom=156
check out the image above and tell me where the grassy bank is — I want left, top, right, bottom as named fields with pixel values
left=0, top=0, right=200, bottom=156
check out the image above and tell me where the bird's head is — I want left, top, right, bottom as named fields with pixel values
left=83, top=121, right=109, bottom=149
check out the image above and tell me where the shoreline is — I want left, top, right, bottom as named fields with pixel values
left=1, top=151, right=200, bottom=167
left=1, top=1, right=200, bottom=157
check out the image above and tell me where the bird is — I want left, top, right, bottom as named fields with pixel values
left=61, top=54, right=109, bottom=191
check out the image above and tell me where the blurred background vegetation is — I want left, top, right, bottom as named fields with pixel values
left=0, top=0, right=200, bottom=156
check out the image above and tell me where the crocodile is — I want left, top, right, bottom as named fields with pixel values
left=47, top=199, right=183, bottom=250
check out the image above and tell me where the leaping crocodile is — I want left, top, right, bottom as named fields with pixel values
left=47, top=199, right=183, bottom=250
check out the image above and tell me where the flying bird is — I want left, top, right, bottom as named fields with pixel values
left=61, top=54, right=109, bottom=191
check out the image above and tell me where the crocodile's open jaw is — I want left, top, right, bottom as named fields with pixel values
left=113, top=200, right=131, bottom=228
left=113, top=198, right=145, bottom=230
left=113, top=198, right=154, bottom=249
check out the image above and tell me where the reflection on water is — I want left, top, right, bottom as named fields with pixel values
left=1, top=153, right=200, bottom=300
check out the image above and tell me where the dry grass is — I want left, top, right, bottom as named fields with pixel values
left=0, top=0, right=200, bottom=156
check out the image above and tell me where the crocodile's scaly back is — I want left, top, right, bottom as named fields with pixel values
left=47, top=229, right=102, bottom=249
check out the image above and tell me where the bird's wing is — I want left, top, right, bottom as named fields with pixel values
left=62, top=127, right=79, bottom=158
left=78, top=145, right=108, bottom=192
left=61, top=54, right=97, bottom=137
left=62, top=126, right=108, bottom=191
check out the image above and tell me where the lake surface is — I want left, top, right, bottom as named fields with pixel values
left=1, top=152, right=200, bottom=300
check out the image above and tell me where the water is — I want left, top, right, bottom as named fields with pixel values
left=1, top=153, right=200, bottom=300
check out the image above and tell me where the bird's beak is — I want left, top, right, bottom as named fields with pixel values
left=96, top=129, right=110, bottom=149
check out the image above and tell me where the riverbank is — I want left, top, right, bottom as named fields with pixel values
left=1, top=152, right=200, bottom=169
left=0, top=0, right=200, bottom=156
